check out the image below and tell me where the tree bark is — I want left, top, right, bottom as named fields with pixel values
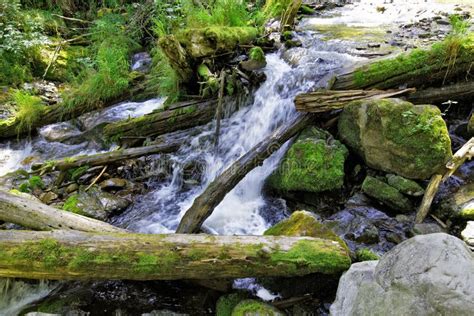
left=294, top=88, right=415, bottom=113
left=280, top=0, right=303, bottom=32
left=0, top=76, right=146, bottom=139
left=31, top=140, right=181, bottom=173
left=0, top=190, right=123, bottom=233
left=406, top=80, right=474, bottom=105
left=103, top=99, right=217, bottom=140
left=176, top=113, right=314, bottom=233
left=0, top=230, right=350, bottom=280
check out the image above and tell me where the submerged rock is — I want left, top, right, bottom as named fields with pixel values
left=330, top=233, right=474, bottom=316
left=361, top=176, right=413, bottom=213
left=267, top=127, right=348, bottom=193
left=231, top=299, right=284, bottom=316
left=338, top=98, right=452, bottom=180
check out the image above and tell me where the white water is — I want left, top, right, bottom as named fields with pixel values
left=0, top=279, right=55, bottom=316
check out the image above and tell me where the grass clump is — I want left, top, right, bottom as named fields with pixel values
left=355, top=248, right=380, bottom=262
left=62, top=194, right=83, bottom=214
left=185, top=0, right=257, bottom=28
left=11, top=90, right=46, bottom=134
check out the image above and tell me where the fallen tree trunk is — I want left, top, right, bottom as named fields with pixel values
left=0, top=75, right=146, bottom=139
left=295, top=88, right=415, bottom=112
left=103, top=99, right=217, bottom=141
left=0, top=230, right=350, bottom=280
left=405, top=80, right=474, bottom=105
left=331, top=39, right=474, bottom=90
left=0, top=190, right=123, bottom=233
left=31, top=140, right=181, bottom=173
left=177, top=113, right=313, bottom=233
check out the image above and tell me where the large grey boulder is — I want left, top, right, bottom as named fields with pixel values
left=338, top=98, right=452, bottom=179
left=330, top=233, right=474, bottom=316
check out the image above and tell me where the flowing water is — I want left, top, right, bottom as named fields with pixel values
left=0, top=0, right=465, bottom=313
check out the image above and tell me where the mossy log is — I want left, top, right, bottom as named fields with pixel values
left=103, top=99, right=217, bottom=141
left=294, top=88, right=415, bottom=112
left=158, top=35, right=193, bottom=83
left=332, top=37, right=474, bottom=90
left=0, top=230, right=350, bottom=280
left=177, top=113, right=314, bottom=233
left=0, top=75, right=145, bottom=139
left=0, top=190, right=123, bottom=233
left=31, top=141, right=181, bottom=173
left=175, top=27, right=259, bottom=59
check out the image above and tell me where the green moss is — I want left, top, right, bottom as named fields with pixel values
left=352, top=32, right=474, bottom=88
left=62, top=194, right=84, bottom=215
left=216, top=293, right=247, bottom=316
left=270, top=239, right=351, bottom=274
left=68, top=165, right=90, bottom=181
left=18, top=175, right=45, bottom=193
left=267, top=127, right=348, bottom=193
left=231, top=299, right=283, bottom=316
left=386, top=174, right=424, bottom=196
left=299, top=5, right=315, bottom=15
left=249, top=46, right=265, bottom=63
left=459, top=206, right=474, bottom=220
left=362, top=176, right=413, bottom=212
left=11, top=90, right=46, bottom=135
left=355, top=248, right=380, bottom=262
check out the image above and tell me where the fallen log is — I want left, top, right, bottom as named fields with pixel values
left=415, top=137, right=474, bottom=224
left=103, top=99, right=217, bottom=141
left=176, top=113, right=313, bottom=233
left=295, top=88, right=415, bottom=112
left=405, top=80, right=474, bottom=105
left=0, top=230, right=350, bottom=280
left=31, top=140, right=181, bottom=173
left=280, top=0, right=302, bottom=32
left=331, top=37, right=474, bottom=90
left=0, top=190, right=123, bottom=233
left=0, top=75, right=145, bottom=139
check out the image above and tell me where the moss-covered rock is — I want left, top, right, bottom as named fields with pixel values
left=176, top=27, right=259, bottom=59
left=264, top=210, right=343, bottom=242
left=434, top=183, right=474, bottom=221
left=267, top=127, right=348, bottom=193
left=338, top=98, right=452, bottom=180
left=386, top=174, right=424, bottom=197
left=241, top=47, right=267, bottom=71
left=355, top=248, right=380, bottom=262
left=231, top=299, right=284, bottom=316
left=216, top=293, right=248, bottom=316
left=362, top=176, right=413, bottom=213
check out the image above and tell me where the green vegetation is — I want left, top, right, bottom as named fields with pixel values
left=9, top=90, right=46, bottom=134
left=18, top=175, right=45, bottom=193
left=216, top=293, right=248, bottom=316
left=231, top=299, right=283, bottom=316
left=249, top=46, right=265, bottom=62
left=355, top=248, right=380, bottom=262
left=68, top=165, right=90, bottom=181
left=62, top=194, right=83, bottom=215
left=267, top=127, right=348, bottom=193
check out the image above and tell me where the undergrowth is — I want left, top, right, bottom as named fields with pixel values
left=12, top=90, right=46, bottom=134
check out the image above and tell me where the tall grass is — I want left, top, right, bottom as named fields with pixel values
left=12, top=90, right=46, bottom=134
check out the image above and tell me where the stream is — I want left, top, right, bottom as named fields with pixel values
left=0, top=0, right=467, bottom=314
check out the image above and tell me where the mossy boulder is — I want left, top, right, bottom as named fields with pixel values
left=434, top=183, right=474, bottom=221
left=338, top=98, right=452, bottom=180
left=361, top=176, right=413, bottom=213
left=241, top=47, right=267, bottom=71
left=216, top=293, right=248, bottom=316
left=231, top=299, right=284, bottom=316
left=386, top=174, right=424, bottom=197
left=267, top=127, right=348, bottom=193
left=176, top=27, right=259, bottom=59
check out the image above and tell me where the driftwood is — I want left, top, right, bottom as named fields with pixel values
left=176, top=113, right=313, bottom=233
left=0, top=190, right=123, bottom=233
left=295, top=88, right=415, bottom=112
left=103, top=99, right=217, bottom=140
left=415, top=138, right=474, bottom=224
left=0, top=76, right=146, bottom=139
left=0, top=230, right=350, bottom=280
left=32, top=140, right=181, bottom=173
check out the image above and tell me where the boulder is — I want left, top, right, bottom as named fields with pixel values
left=216, top=293, right=248, bottom=316
left=338, top=98, right=452, bottom=180
left=330, top=233, right=474, bottom=316
left=231, top=299, right=284, bottom=316
left=241, top=47, right=267, bottom=71
left=63, top=187, right=130, bottom=220
left=434, top=182, right=474, bottom=221
left=361, top=176, right=413, bottom=212
left=267, top=127, right=348, bottom=193
left=461, top=221, right=474, bottom=250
